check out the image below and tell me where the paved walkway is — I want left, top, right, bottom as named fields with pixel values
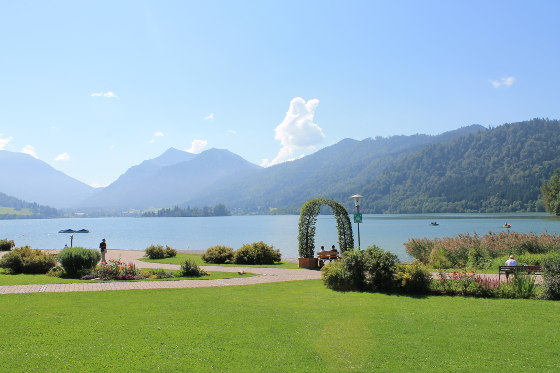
left=0, top=250, right=321, bottom=294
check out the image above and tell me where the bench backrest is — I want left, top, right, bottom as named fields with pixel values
left=318, top=250, right=339, bottom=259
left=499, top=265, right=542, bottom=273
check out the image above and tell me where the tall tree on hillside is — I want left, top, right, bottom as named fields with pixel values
left=541, top=169, right=560, bottom=216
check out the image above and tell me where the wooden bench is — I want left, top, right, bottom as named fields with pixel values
left=317, top=250, right=340, bottom=268
left=498, top=265, right=542, bottom=281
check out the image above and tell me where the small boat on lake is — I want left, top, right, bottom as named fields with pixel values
left=503, top=223, right=511, bottom=228
left=430, top=222, right=439, bottom=226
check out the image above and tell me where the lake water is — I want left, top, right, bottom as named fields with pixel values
left=1, top=213, right=559, bottom=260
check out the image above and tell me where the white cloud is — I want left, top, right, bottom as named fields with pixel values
left=149, top=131, right=165, bottom=144
left=203, top=113, right=214, bottom=120
left=262, top=97, right=324, bottom=167
left=54, top=152, right=70, bottom=161
left=228, top=130, right=237, bottom=135
left=185, top=139, right=208, bottom=154
left=21, top=145, right=38, bottom=159
left=0, top=134, right=13, bottom=150
left=91, top=91, right=119, bottom=98
left=490, top=76, right=516, bottom=88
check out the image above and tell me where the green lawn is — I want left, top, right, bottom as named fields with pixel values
left=139, top=253, right=299, bottom=269
left=0, top=268, right=254, bottom=285
left=0, top=280, right=559, bottom=372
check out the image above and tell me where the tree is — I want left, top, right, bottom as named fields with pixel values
left=541, top=169, right=560, bottom=216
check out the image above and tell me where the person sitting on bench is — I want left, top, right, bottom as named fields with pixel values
left=505, top=255, right=517, bottom=266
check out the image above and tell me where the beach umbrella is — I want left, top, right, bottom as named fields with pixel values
left=58, top=229, right=89, bottom=247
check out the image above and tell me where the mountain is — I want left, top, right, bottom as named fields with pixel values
left=0, top=191, right=62, bottom=219
left=0, top=151, right=95, bottom=208
left=80, top=148, right=260, bottom=209
left=182, top=125, right=487, bottom=213
left=359, top=118, right=560, bottom=213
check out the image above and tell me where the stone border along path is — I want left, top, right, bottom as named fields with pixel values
left=0, top=250, right=321, bottom=294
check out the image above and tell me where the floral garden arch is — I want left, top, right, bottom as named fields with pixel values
left=298, top=197, right=354, bottom=258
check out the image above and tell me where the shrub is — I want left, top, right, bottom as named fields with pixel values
left=362, top=245, right=399, bottom=292
left=404, top=238, right=433, bottom=264
left=499, top=274, right=538, bottom=299
left=180, top=259, right=208, bottom=277
left=322, top=246, right=399, bottom=293
left=202, top=245, right=234, bottom=264
left=0, top=239, right=15, bottom=251
left=234, top=241, right=281, bottom=265
left=542, top=255, right=560, bottom=300
left=164, top=246, right=177, bottom=258
left=321, top=261, right=354, bottom=291
left=145, top=245, right=176, bottom=259
left=0, top=246, right=57, bottom=274
left=396, top=260, right=432, bottom=294
left=430, top=247, right=451, bottom=269
left=57, top=247, right=101, bottom=278
left=145, top=245, right=166, bottom=259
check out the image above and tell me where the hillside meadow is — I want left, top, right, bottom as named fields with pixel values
left=1, top=280, right=559, bottom=372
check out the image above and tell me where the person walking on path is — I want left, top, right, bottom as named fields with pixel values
left=99, top=239, right=107, bottom=264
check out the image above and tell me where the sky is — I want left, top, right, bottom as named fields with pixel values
left=1, top=0, right=560, bottom=187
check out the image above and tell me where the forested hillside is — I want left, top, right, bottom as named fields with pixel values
left=183, top=125, right=485, bottom=213
left=357, top=118, right=560, bottom=213
left=0, top=192, right=62, bottom=219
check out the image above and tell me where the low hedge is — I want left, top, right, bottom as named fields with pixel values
left=202, top=245, right=234, bottom=264
left=0, top=246, right=56, bottom=274
left=145, top=245, right=177, bottom=259
left=233, top=242, right=281, bottom=265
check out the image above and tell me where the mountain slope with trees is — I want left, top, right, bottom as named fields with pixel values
left=0, top=192, right=62, bottom=219
left=357, top=118, right=560, bottom=213
left=183, top=125, right=486, bottom=213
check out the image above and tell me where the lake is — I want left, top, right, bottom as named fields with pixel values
left=0, top=213, right=559, bottom=260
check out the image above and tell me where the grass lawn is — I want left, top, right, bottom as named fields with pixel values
left=0, top=268, right=254, bottom=285
left=139, top=253, right=299, bottom=269
left=0, top=280, right=559, bottom=372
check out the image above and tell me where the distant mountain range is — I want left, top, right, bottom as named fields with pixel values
left=0, top=151, right=94, bottom=208
left=1, top=118, right=559, bottom=215
left=79, top=148, right=260, bottom=209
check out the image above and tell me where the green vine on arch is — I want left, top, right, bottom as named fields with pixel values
left=298, top=197, right=354, bottom=258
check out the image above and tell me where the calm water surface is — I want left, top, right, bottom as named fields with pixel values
left=0, top=213, right=559, bottom=259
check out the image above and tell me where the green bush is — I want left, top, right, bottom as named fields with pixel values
left=322, top=246, right=399, bottom=293
left=180, top=259, right=208, bottom=277
left=0, top=246, right=57, bottom=274
left=234, top=242, right=281, bottom=265
left=145, top=245, right=176, bottom=259
left=0, top=239, right=15, bottom=251
left=164, top=246, right=177, bottom=258
left=362, top=245, right=399, bottom=292
left=430, top=247, right=451, bottom=269
left=542, top=255, right=560, bottom=300
left=396, top=261, right=432, bottom=294
left=57, top=247, right=101, bottom=278
left=499, top=274, right=538, bottom=299
left=202, top=245, right=234, bottom=264
left=321, top=261, right=354, bottom=291
left=145, top=245, right=165, bottom=259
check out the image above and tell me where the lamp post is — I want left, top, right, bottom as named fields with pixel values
left=351, top=194, right=363, bottom=250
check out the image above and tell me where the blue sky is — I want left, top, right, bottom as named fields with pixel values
left=1, top=0, right=560, bottom=187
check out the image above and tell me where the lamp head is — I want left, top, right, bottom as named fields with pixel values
left=350, top=194, right=363, bottom=207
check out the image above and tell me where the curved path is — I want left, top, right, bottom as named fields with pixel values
left=0, top=250, right=321, bottom=294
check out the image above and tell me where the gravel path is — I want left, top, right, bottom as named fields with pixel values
left=0, top=250, right=321, bottom=294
